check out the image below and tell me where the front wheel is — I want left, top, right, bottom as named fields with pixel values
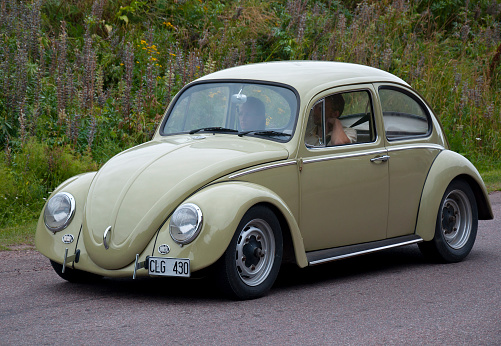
left=418, top=180, right=478, bottom=263
left=216, top=205, right=283, bottom=300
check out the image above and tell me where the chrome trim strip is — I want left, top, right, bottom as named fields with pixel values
left=386, top=144, right=444, bottom=152
left=308, top=236, right=423, bottom=266
left=302, top=144, right=443, bottom=165
left=103, top=226, right=112, bottom=250
left=228, top=161, right=297, bottom=179
left=303, top=149, right=387, bottom=164
left=227, top=146, right=443, bottom=178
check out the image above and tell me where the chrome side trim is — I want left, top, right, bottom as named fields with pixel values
left=307, top=235, right=423, bottom=266
left=303, top=149, right=387, bottom=164
left=302, top=144, right=443, bottom=165
left=386, top=144, right=444, bottom=152
left=228, top=161, right=297, bottom=179
left=227, top=145, right=443, bottom=179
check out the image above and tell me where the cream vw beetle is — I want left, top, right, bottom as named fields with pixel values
left=36, top=61, right=493, bottom=300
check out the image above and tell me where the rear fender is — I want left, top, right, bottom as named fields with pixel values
left=415, top=150, right=493, bottom=241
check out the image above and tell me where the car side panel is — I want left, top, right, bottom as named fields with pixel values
left=299, top=149, right=389, bottom=250
left=296, top=84, right=389, bottom=251
left=385, top=144, right=441, bottom=238
left=415, top=150, right=493, bottom=241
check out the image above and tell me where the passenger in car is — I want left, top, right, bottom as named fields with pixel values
left=239, top=96, right=266, bottom=131
left=305, top=94, right=357, bottom=146
left=325, top=94, right=357, bottom=145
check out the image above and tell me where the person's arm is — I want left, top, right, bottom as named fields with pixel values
left=327, top=117, right=350, bottom=145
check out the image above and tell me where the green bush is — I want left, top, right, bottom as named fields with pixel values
left=0, top=139, right=96, bottom=227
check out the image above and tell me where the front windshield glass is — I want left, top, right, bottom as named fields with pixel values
left=161, top=82, right=298, bottom=141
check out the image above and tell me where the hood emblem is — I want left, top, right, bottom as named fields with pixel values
left=158, top=244, right=170, bottom=255
left=62, top=234, right=74, bottom=244
left=103, top=226, right=112, bottom=250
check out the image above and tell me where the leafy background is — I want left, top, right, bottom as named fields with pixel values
left=0, top=0, right=500, bottom=240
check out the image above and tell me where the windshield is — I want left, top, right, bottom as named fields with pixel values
left=161, top=82, right=298, bottom=141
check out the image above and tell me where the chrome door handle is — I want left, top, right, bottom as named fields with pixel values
left=370, top=155, right=390, bottom=163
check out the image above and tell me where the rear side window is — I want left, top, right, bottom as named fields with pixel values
left=379, top=87, right=430, bottom=140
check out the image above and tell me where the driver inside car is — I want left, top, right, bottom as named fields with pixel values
left=306, top=94, right=357, bottom=146
left=239, top=96, right=266, bottom=131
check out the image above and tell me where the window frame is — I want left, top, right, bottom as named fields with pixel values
left=304, top=88, right=377, bottom=149
left=378, top=85, right=433, bottom=142
left=158, top=79, right=300, bottom=143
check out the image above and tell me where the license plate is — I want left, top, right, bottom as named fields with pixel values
left=148, top=257, right=190, bottom=278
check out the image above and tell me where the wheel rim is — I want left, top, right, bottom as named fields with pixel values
left=235, top=218, right=275, bottom=287
left=441, top=189, right=472, bottom=249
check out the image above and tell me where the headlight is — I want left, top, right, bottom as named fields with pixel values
left=43, top=192, right=76, bottom=233
left=169, top=203, right=203, bottom=245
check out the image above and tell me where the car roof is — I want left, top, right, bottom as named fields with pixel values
left=196, top=61, right=409, bottom=95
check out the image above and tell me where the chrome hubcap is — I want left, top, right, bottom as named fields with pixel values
left=235, top=219, right=275, bottom=286
left=441, top=189, right=472, bottom=249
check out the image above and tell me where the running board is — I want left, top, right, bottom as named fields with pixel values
left=307, top=235, right=423, bottom=266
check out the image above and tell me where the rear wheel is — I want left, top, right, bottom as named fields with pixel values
left=50, top=260, right=102, bottom=283
left=418, top=180, right=478, bottom=263
left=216, top=206, right=283, bottom=300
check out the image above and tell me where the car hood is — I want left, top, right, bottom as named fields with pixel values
left=82, top=136, right=289, bottom=269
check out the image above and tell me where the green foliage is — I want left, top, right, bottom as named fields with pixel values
left=0, top=0, right=500, bottom=229
left=0, top=139, right=96, bottom=227
left=0, top=221, right=38, bottom=250
left=479, top=166, right=501, bottom=193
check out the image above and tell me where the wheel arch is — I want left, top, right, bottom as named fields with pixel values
left=457, top=173, right=493, bottom=221
left=415, top=150, right=493, bottom=241
left=178, top=181, right=308, bottom=271
left=253, top=201, right=298, bottom=266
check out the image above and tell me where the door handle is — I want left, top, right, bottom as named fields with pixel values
left=370, top=155, right=390, bottom=163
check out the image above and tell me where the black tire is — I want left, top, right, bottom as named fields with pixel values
left=418, top=179, right=478, bottom=263
left=215, top=205, right=283, bottom=300
left=50, top=260, right=102, bottom=283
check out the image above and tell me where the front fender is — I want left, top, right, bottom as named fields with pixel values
left=35, top=172, right=97, bottom=263
left=152, top=181, right=308, bottom=272
left=415, top=150, right=492, bottom=241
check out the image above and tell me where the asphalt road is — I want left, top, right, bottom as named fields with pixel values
left=1, top=192, right=500, bottom=345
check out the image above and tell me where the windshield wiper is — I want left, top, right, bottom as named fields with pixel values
left=238, top=130, right=291, bottom=137
left=189, top=127, right=239, bottom=134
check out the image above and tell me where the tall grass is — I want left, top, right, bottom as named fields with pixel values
left=0, top=0, right=500, bottom=227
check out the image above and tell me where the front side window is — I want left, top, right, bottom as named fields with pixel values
left=305, top=90, right=375, bottom=147
left=161, top=82, right=298, bottom=141
left=379, top=87, right=430, bottom=140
